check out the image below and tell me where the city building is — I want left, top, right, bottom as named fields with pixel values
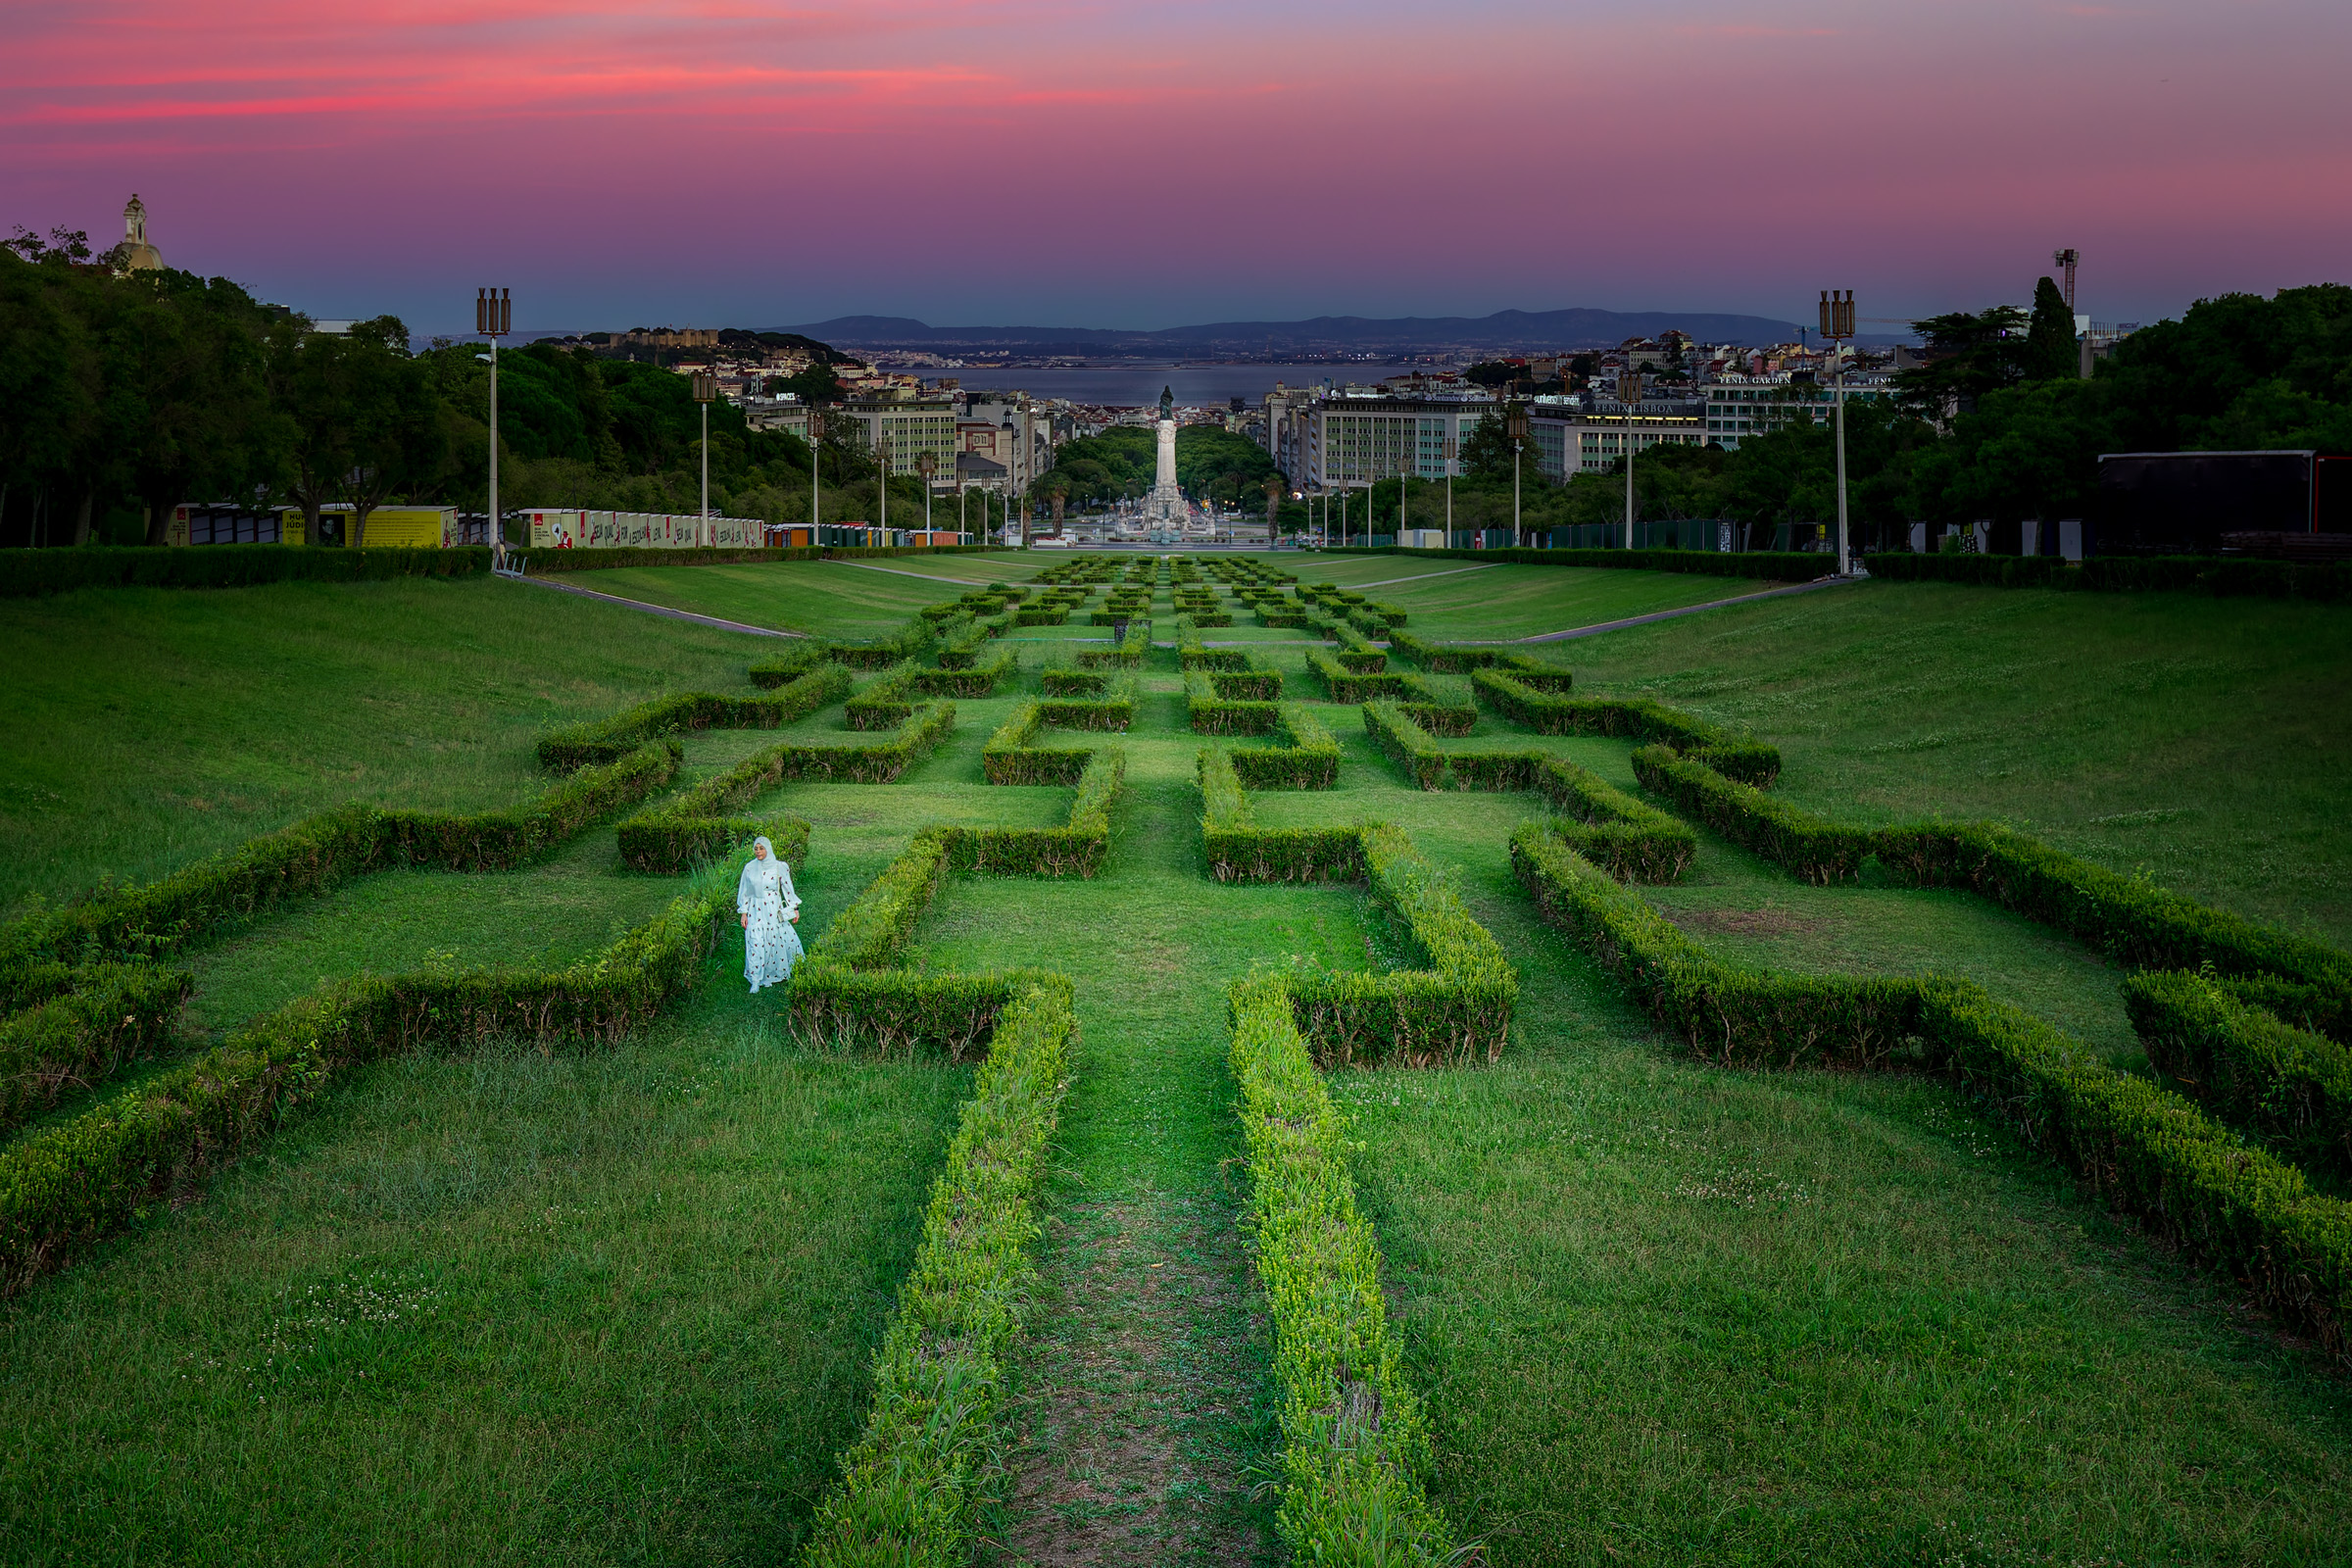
left=1529, top=398, right=1709, bottom=480
left=829, top=397, right=960, bottom=482
left=1703, top=371, right=1896, bottom=451
left=1304, top=392, right=1499, bottom=491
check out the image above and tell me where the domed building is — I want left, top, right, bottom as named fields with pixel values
left=117, top=194, right=164, bottom=272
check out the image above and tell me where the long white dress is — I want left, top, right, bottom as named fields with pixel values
left=738, top=853, right=804, bottom=992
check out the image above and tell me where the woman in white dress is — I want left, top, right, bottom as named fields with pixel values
left=737, top=836, right=804, bottom=993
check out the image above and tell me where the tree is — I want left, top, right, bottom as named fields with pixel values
left=1893, top=306, right=2031, bottom=419
left=335, top=318, right=446, bottom=547
left=775, top=361, right=848, bottom=406
left=2024, top=275, right=2078, bottom=383
left=103, top=270, right=279, bottom=544
left=1457, top=411, right=1521, bottom=482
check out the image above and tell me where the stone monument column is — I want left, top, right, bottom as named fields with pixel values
left=1152, top=385, right=1183, bottom=523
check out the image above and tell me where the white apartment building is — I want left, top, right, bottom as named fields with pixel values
left=1528, top=400, right=1709, bottom=480
left=1305, top=394, right=1499, bottom=491
left=1704, top=372, right=1896, bottom=451
left=830, top=398, right=960, bottom=481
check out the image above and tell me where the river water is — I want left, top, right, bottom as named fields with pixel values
left=943, top=363, right=1413, bottom=409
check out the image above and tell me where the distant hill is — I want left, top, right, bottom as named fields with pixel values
left=770, top=307, right=1807, bottom=354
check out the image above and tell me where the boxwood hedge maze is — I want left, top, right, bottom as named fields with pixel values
left=5, top=552, right=2352, bottom=1565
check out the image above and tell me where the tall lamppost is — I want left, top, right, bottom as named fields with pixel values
left=806, top=409, right=825, bottom=543
left=917, top=450, right=938, bottom=538
left=1506, top=400, right=1529, bottom=549
left=1819, top=288, right=1855, bottom=573
left=1620, top=370, right=1642, bottom=550
left=1443, top=431, right=1457, bottom=545
left=876, top=432, right=892, bottom=540
left=476, top=287, right=510, bottom=564
left=691, top=368, right=717, bottom=540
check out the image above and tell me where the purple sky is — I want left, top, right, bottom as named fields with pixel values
left=6, top=1, right=2347, bottom=337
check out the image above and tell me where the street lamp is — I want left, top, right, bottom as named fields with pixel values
left=1505, top=399, right=1529, bottom=550
left=877, top=432, right=892, bottom=540
left=917, top=450, right=938, bottom=538
left=1819, top=289, right=1855, bottom=573
left=691, top=368, right=717, bottom=539
left=475, top=287, right=510, bottom=564
left=1443, top=432, right=1457, bottom=546
left=808, top=409, right=824, bottom=543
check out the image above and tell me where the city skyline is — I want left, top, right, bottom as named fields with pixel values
left=6, top=0, right=2346, bottom=336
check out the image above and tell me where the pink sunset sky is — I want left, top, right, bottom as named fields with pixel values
left=5, top=0, right=2346, bottom=337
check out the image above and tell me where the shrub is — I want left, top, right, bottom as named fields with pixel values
left=1470, top=675, right=1781, bottom=784
left=1186, top=670, right=1280, bottom=736
left=844, top=662, right=920, bottom=729
left=0, top=964, right=192, bottom=1135
left=613, top=747, right=814, bottom=873
left=1077, top=618, right=1150, bottom=668
left=1512, top=829, right=2352, bottom=1360
left=800, top=983, right=1074, bottom=1566
left=0, top=546, right=492, bottom=598
left=2125, top=969, right=2352, bottom=1181
left=537, top=664, right=852, bottom=768
left=982, top=704, right=1095, bottom=786
left=937, top=612, right=1013, bottom=670
left=1863, top=551, right=2352, bottom=601
left=1040, top=668, right=1110, bottom=697
left=1226, top=971, right=1459, bottom=1563
left=1039, top=675, right=1135, bottom=732
left=0, top=875, right=737, bottom=1292
left=1176, top=615, right=1249, bottom=672
left=912, top=644, right=1016, bottom=698
left=1634, top=745, right=1873, bottom=884
left=771, top=704, right=955, bottom=784
left=950, top=750, right=1126, bottom=878
left=1536, top=758, right=1695, bottom=883
left=0, top=744, right=681, bottom=972
left=1198, top=749, right=1362, bottom=883
left=1362, top=703, right=1447, bottom=791
left=745, top=641, right=831, bottom=689
left=1228, top=706, right=1342, bottom=790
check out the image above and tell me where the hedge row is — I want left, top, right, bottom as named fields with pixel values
left=1038, top=681, right=1135, bottom=732
left=1286, top=821, right=1519, bottom=1067
left=1226, top=971, right=1459, bottom=1561
left=1176, top=615, right=1249, bottom=672
left=0, top=964, right=193, bottom=1136
left=2126, top=970, right=2352, bottom=1182
left=950, top=749, right=1126, bottom=878
left=844, top=662, right=921, bottom=729
left=1199, top=749, right=1363, bottom=884
left=1077, top=618, right=1151, bottom=668
left=1186, top=670, right=1280, bottom=736
left=746, top=642, right=832, bottom=689
left=1040, top=667, right=1110, bottom=697
left=800, top=982, right=1074, bottom=1566
left=1228, top=706, right=1342, bottom=790
left=0, top=874, right=736, bottom=1292
left=1864, top=551, right=2352, bottom=601
left=937, top=612, right=1013, bottom=670
left=769, top=704, right=955, bottom=784
left=1303, top=648, right=1431, bottom=705
left=614, top=746, right=814, bottom=873
left=1363, top=702, right=1448, bottom=791
left=1481, top=677, right=1782, bottom=785
left=1320, top=544, right=1830, bottom=580
left=0, top=546, right=495, bottom=598
left=827, top=614, right=940, bottom=670
left=0, top=743, right=679, bottom=981
left=912, top=645, right=1016, bottom=698
left=514, top=543, right=999, bottom=578
left=1537, top=759, right=1697, bottom=883
left=539, top=666, right=851, bottom=767
left=981, top=704, right=1096, bottom=785
left=1637, top=747, right=2352, bottom=997
left=1511, top=829, right=2352, bottom=1359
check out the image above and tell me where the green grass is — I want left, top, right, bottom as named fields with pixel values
left=0, top=989, right=970, bottom=1565
left=9, top=563, right=2352, bottom=1564
left=1281, top=560, right=1769, bottom=639
left=1565, top=577, right=2352, bottom=946
left=569, top=557, right=1016, bottom=636
left=0, top=576, right=759, bottom=920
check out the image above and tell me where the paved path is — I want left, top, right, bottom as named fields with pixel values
left=498, top=570, right=808, bottom=637
left=825, top=558, right=1004, bottom=587
left=1341, top=563, right=1499, bottom=589
left=1484, top=576, right=1852, bottom=645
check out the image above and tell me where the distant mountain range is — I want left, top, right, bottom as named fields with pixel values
left=768, top=307, right=1810, bottom=356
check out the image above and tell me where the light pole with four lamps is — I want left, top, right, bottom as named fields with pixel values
left=917, top=450, right=938, bottom=536
left=1505, top=399, right=1529, bottom=549
left=690, top=368, right=717, bottom=537
left=1820, top=288, right=1856, bottom=574
left=475, top=287, right=510, bottom=564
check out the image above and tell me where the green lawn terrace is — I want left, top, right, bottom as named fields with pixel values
left=1, top=557, right=2349, bottom=1563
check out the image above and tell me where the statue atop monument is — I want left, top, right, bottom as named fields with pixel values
left=1159, top=386, right=1174, bottom=421
left=1151, top=387, right=1183, bottom=522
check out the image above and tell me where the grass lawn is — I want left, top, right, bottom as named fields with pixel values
left=566, top=557, right=1017, bottom=635
left=8, top=561, right=2352, bottom=1564
left=1566, top=577, right=2352, bottom=946
left=0, top=576, right=760, bottom=921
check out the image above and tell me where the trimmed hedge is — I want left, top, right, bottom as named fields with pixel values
left=613, top=747, right=814, bottom=873
left=0, top=874, right=736, bottom=1292
left=800, top=982, right=1074, bottom=1566
left=1363, top=702, right=1447, bottom=791
left=746, top=641, right=831, bottom=689
left=1635, top=745, right=1870, bottom=884
left=981, top=704, right=1095, bottom=786
left=1228, top=706, right=1342, bottom=790
left=911, top=644, right=1016, bottom=698
left=1076, top=618, right=1151, bottom=669
left=0, top=743, right=679, bottom=975
left=1186, top=670, right=1279, bottom=736
left=1321, top=544, right=1828, bottom=580
left=1175, top=615, right=1249, bottom=672
left=1199, top=749, right=1362, bottom=884
left=1513, top=828, right=2352, bottom=1360
left=844, top=662, right=921, bottom=729
left=950, top=750, right=1126, bottom=878
left=1040, top=667, right=1110, bottom=697
left=538, top=666, right=852, bottom=767
left=2127, top=970, right=2352, bottom=1181
left=1865, top=551, right=2352, bottom=601
left=1038, top=677, right=1135, bottom=732
left=1227, top=971, right=1458, bottom=1562
left=770, top=704, right=955, bottom=784
left=0, top=546, right=493, bottom=598
left=0, top=964, right=192, bottom=1135
left=1537, top=759, right=1696, bottom=883
left=936, top=612, right=1013, bottom=670
left=1475, top=678, right=1781, bottom=785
